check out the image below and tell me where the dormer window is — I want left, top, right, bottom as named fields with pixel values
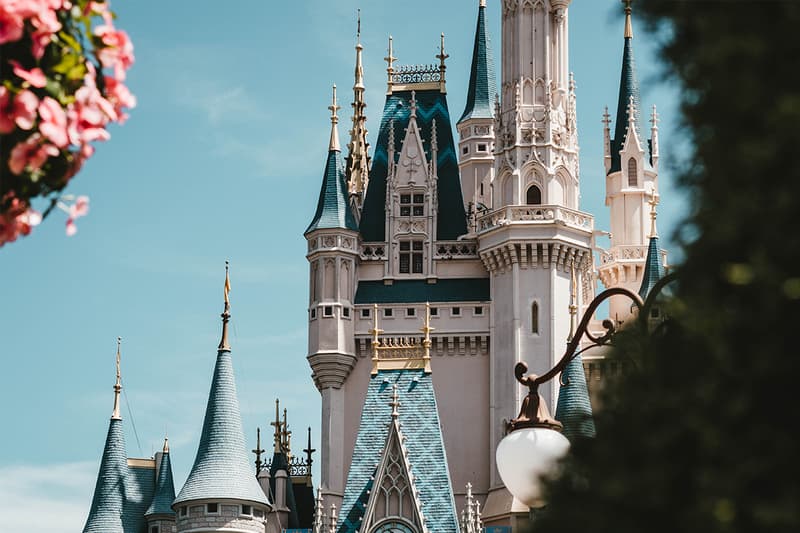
left=400, top=194, right=424, bottom=216
left=399, top=240, right=424, bottom=274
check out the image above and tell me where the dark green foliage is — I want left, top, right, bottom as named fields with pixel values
left=533, top=3, right=800, bottom=532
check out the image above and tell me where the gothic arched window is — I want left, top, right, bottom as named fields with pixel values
left=526, top=185, right=542, bottom=205
left=628, top=157, right=637, bottom=187
left=531, top=301, right=539, bottom=334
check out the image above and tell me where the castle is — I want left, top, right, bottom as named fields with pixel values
left=82, top=1, right=667, bottom=532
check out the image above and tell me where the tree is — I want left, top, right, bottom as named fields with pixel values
left=534, top=3, right=800, bottom=532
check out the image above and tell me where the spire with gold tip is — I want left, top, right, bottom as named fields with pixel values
left=305, top=85, right=358, bottom=234
left=346, top=10, right=371, bottom=215
left=609, top=0, right=642, bottom=173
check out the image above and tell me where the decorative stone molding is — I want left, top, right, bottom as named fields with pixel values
left=434, top=240, right=479, bottom=259
left=480, top=241, right=590, bottom=274
left=356, top=335, right=490, bottom=358
left=307, top=352, right=358, bottom=390
left=360, top=244, right=387, bottom=261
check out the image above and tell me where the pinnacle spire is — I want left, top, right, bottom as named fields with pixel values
left=638, top=194, right=665, bottom=300
left=218, top=261, right=231, bottom=352
left=624, top=0, right=633, bottom=38
left=347, top=11, right=370, bottom=214
left=609, top=0, right=641, bottom=174
left=460, top=0, right=496, bottom=122
left=328, top=84, right=341, bottom=152
left=111, top=337, right=122, bottom=420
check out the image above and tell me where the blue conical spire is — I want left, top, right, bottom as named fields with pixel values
left=459, top=0, right=495, bottom=123
left=145, top=440, right=176, bottom=518
left=306, top=85, right=358, bottom=234
left=609, top=1, right=641, bottom=174
left=174, top=271, right=269, bottom=507
left=638, top=199, right=665, bottom=300
left=555, top=355, right=596, bottom=440
left=84, top=339, right=128, bottom=533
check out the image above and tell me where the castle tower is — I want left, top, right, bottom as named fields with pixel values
left=172, top=265, right=271, bottom=532
left=476, top=0, right=594, bottom=515
left=458, top=0, right=496, bottom=220
left=597, top=1, right=662, bottom=322
left=83, top=339, right=131, bottom=533
left=304, top=85, right=360, bottom=511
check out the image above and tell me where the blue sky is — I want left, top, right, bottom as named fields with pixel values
left=0, top=1, right=685, bottom=531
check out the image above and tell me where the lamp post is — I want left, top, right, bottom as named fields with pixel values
left=495, top=273, right=676, bottom=508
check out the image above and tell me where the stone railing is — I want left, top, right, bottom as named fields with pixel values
left=360, top=244, right=387, bottom=261
left=599, top=245, right=649, bottom=265
left=434, top=241, right=478, bottom=259
left=477, top=205, right=594, bottom=233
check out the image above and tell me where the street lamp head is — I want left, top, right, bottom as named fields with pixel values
left=496, top=426, right=570, bottom=508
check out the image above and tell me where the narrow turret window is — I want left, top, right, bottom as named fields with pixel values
left=628, top=157, right=637, bottom=187
left=526, top=185, right=542, bottom=205
left=531, top=302, right=539, bottom=334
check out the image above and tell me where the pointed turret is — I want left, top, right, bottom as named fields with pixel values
left=459, top=0, right=495, bottom=122
left=173, top=266, right=270, bottom=515
left=83, top=338, right=129, bottom=533
left=346, top=12, right=371, bottom=219
left=638, top=196, right=665, bottom=300
left=609, top=0, right=642, bottom=174
left=556, top=269, right=596, bottom=440
left=145, top=439, right=176, bottom=520
left=306, top=85, right=359, bottom=234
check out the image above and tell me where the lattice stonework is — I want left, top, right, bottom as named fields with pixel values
left=369, top=304, right=433, bottom=374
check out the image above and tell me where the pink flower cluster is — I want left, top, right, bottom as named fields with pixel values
left=0, top=0, right=135, bottom=247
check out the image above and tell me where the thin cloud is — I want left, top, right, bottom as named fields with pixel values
left=0, top=462, right=95, bottom=533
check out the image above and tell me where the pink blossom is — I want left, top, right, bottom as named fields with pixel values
left=0, top=195, right=41, bottom=246
left=94, top=24, right=134, bottom=79
left=103, top=75, right=136, bottom=122
left=8, top=133, right=58, bottom=174
left=0, top=5, right=24, bottom=44
left=38, top=96, right=69, bottom=147
left=65, top=195, right=89, bottom=236
left=9, top=59, right=47, bottom=88
left=0, top=88, right=40, bottom=132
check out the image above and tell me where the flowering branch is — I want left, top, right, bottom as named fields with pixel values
left=0, top=0, right=135, bottom=247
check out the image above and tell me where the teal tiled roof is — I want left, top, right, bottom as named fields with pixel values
left=638, top=235, right=664, bottom=300
left=145, top=452, right=176, bottom=517
left=174, top=349, right=269, bottom=507
left=305, top=146, right=358, bottom=234
left=354, top=278, right=489, bottom=304
left=359, top=89, right=468, bottom=242
left=609, top=35, right=641, bottom=174
left=83, top=419, right=128, bottom=533
left=459, top=1, right=496, bottom=122
left=555, top=354, right=596, bottom=440
left=125, top=464, right=156, bottom=532
left=338, top=369, right=459, bottom=533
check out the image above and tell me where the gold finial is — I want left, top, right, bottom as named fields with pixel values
left=303, top=427, right=316, bottom=469
left=623, top=0, right=633, bottom=39
left=421, top=302, right=434, bottom=373
left=410, top=90, right=417, bottom=118
left=648, top=193, right=660, bottom=238
left=112, top=337, right=122, bottom=420
left=163, top=437, right=170, bottom=453
left=328, top=84, right=341, bottom=151
left=218, top=261, right=231, bottom=351
left=389, top=384, right=400, bottom=418
left=270, top=399, right=282, bottom=453
left=356, top=8, right=361, bottom=44
left=568, top=263, right=578, bottom=342
left=480, top=0, right=486, bottom=7
left=437, top=32, right=449, bottom=69
left=281, top=407, right=292, bottom=458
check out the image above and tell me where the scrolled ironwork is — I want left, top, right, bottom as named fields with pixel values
left=508, top=273, right=678, bottom=432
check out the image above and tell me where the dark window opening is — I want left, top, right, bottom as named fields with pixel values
left=343, top=307, right=350, bottom=318
left=475, top=306, right=484, bottom=315
left=628, top=157, right=638, bottom=187
left=399, top=193, right=424, bottom=217
left=531, top=302, right=539, bottom=334
left=399, top=240, right=424, bottom=274
left=361, top=308, right=370, bottom=318
left=407, top=308, right=416, bottom=317
left=463, top=145, right=469, bottom=155
left=323, top=306, right=333, bottom=317
left=310, top=308, right=317, bottom=319
left=430, top=307, right=438, bottom=316
left=241, top=505, right=252, bottom=516
left=526, top=185, right=542, bottom=205
left=477, top=143, right=487, bottom=152
left=384, top=308, right=393, bottom=317
left=452, top=307, right=461, bottom=316
left=207, top=503, right=218, bottom=514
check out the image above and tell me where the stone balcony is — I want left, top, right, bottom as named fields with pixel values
left=476, top=204, right=594, bottom=234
